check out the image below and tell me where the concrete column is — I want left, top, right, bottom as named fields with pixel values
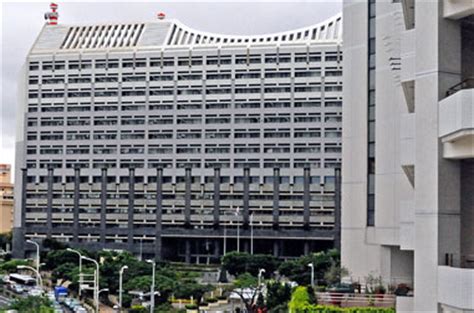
left=303, top=167, right=311, bottom=229
left=185, top=239, right=191, bottom=263
left=304, top=241, right=310, bottom=256
left=155, top=168, right=163, bottom=260
left=21, top=168, right=27, bottom=230
left=243, top=168, right=250, bottom=227
left=273, top=240, right=279, bottom=257
left=214, top=239, right=220, bottom=258
left=73, top=166, right=80, bottom=244
left=184, top=168, right=191, bottom=227
left=100, top=168, right=107, bottom=244
left=12, top=168, right=27, bottom=258
left=127, top=168, right=135, bottom=250
left=243, top=240, right=249, bottom=253
left=272, top=168, right=280, bottom=229
left=213, top=168, right=220, bottom=228
left=334, top=168, right=342, bottom=250
left=46, top=165, right=54, bottom=238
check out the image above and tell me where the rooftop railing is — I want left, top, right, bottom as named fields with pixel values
left=446, top=77, right=474, bottom=97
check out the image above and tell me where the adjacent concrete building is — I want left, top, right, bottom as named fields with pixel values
left=14, top=10, right=343, bottom=262
left=0, top=164, right=14, bottom=234
left=343, top=0, right=474, bottom=311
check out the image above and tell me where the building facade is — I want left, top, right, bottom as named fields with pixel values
left=343, top=0, right=474, bottom=311
left=0, top=164, right=14, bottom=234
left=14, top=12, right=343, bottom=263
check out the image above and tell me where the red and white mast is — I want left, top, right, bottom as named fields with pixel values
left=44, top=3, right=59, bottom=25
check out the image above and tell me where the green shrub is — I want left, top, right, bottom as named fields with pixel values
left=288, top=286, right=310, bottom=312
left=297, top=305, right=395, bottom=313
left=185, top=304, right=198, bottom=309
left=206, top=297, right=218, bottom=303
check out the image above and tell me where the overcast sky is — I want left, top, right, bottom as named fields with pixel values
left=0, top=0, right=342, bottom=174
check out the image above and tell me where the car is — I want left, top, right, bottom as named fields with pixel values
left=75, top=307, right=87, bottom=313
left=11, top=284, right=24, bottom=294
left=28, top=287, right=43, bottom=296
left=47, top=291, right=56, bottom=302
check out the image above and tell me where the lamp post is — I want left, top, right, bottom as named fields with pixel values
left=17, top=265, right=43, bottom=288
left=146, top=259, right=156, bottom=313
left=258, top=268, right=266, bottom=286
left=119, top=265, right=128, bottom=311
left=308, top=263, right=314, bottom=288
left=67, top=248, right=83, bottom=296
left=82, top=256, right=100, bottom=313
left=26, top=240, right=40, bottom=275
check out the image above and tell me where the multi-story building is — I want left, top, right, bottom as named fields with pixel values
left=0, top=164, right=14, bottom=234
left=14, top=9, right=343, bottom=263
left=343, top=0, right=474, bottom=311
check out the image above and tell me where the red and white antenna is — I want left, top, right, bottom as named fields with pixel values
left=44, top=3, right=59, bottom=25
left=157, top=12, right=166, bottom=20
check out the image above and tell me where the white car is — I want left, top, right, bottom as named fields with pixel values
left=28, top=288, right=43, bottom=296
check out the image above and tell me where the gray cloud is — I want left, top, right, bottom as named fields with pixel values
left=1, top=1, right=342, bottom=170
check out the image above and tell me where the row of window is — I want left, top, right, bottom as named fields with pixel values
left=26, top=157, right=339, bottom=170
left=27, top=114, right=341, bottom=127
left=27, top=128, right=341, bottom=142
left=28, top=85, right=342, bottom=99
left=27, top=100, right=342, bottom=113
left=29, top=54, right=341, bottom=71
left=25, top=174, right=336, bottom=185
left=26, top=144, right=341, bottom=155
left=30, top=70, right=341, bottom=85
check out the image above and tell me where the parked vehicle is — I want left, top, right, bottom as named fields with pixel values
left=9, top=274, right=36, bottom=287
left=28, top=287, right=43, bottom=296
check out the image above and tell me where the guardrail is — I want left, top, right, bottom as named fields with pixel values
left=446, top=77, right=474, bottom=97
left=315, top=292, right=397, bottom=307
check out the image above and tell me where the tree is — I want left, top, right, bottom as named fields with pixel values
left=278, top=249, right=341, bottom=286
left=8, top=296, right=54, bottom=313
left=266, top=281, right=292, bottom=311
left=222, top=252, right=280, bottom=277
left=232, top=273, right=263, bottom=313
left=0, top=259, right=31, bottom=274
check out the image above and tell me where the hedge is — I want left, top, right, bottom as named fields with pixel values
left=297, top=305, right=395, bottom=313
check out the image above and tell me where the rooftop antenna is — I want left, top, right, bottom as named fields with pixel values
left=44, top=3, right=59, bottom=25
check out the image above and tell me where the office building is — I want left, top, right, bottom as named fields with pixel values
left=0, top=164, right=14, bottom=234
left=342, top=0, right=474, bottom=311
left=14, top=7, right=343, bottom=262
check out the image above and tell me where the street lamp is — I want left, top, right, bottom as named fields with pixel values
left=66, top=248, right=83, bottom=296
left=119, top=265, right=129, bottom=311
left=26, top=240, right=40, bottom=275
left=258, top=268, right=266, bottom=286
left=307, top=263, right=314, bottom=288
left=146, top=259, right=156, bottom=313
left=17, top=265, right=43, bottom=289
left=82, top=256, right=100, bottom=313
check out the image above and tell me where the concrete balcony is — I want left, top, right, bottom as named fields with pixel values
left=444, top=0, right=474, bottom=19
left=439, top=88, right=474, bottom=159
left=400, top=30, right=415, bottom=113
left=438, top=266, right=474, bottom=310
left=400, top=113, right=415, bottom=185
